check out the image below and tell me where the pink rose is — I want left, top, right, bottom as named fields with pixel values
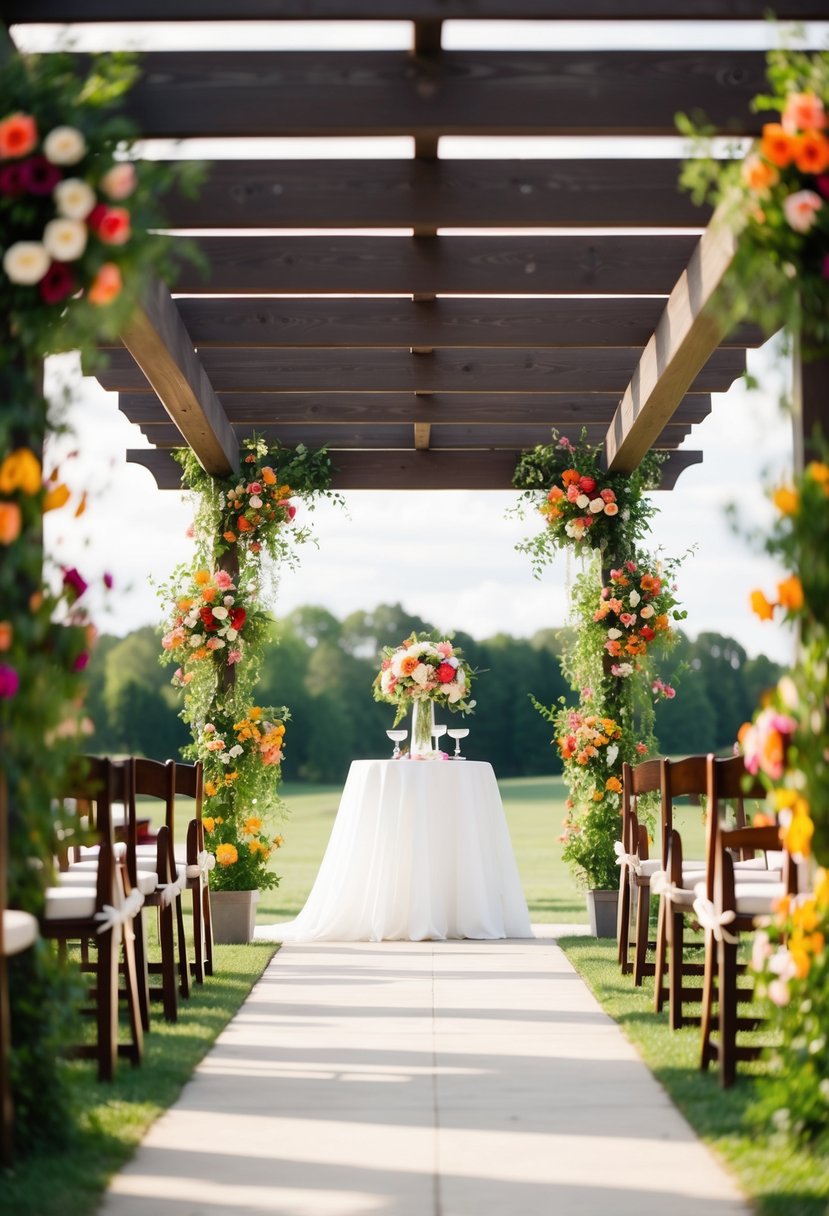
left=214, top=570, right=234, bottom=590
left=227, top=648, right=243, bottom=665
left=781, top=91, right=826, bottom=134
left=782, top=190, right=823, bottom=234
left=100, top=162, right=137, bottom=200
left=436, top=642, right=454, bottom=658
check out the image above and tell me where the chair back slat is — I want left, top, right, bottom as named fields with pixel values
left=661, top=755, right=709, bottom=867
left=704, top=755, right=773, bottom=899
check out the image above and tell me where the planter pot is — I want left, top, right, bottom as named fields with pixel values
left=587, top=889, right=618, bottom=938
left=210, top=888, right=260, bottom=944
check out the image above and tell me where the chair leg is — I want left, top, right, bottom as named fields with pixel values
left=96, top=927, right=119, bottom=1083
left=191, top=880, right=206, bottom=984
left=203, top=883, right=214, bottom=976
left=699, top=932, right=716, bottom=1071
left=174, top=894, right=190, bottom=999
left=120, top=923, right=144, bottom=1068
left=1, top=954, right=13, bottom=1167
left=669, top=909, right=685, bottom=1030
left=633, top=883, right=650, bottom=986
left=719, top=938, right=738, bottom=1088
left=653, top=896, right=667, bottom=1013
left=131, top=911, right=151, bottom=1033
left=158, top=902, right=178, bottom=1023
left=617, top=866, right=632, bottom=975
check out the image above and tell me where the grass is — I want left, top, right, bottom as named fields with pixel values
left=2, top=942, right=276, bottom=1216
left=559, top=937, right=829, bottom=1216
left=257, top=773, right=586, bottom=924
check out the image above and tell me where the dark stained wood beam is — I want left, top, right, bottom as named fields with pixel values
left=161, top=158, right=710, bottom=231
left=605, top=211, right=740, bottom=471
left=155, top=298, right=761, bottom=350
left=168, top=234, right=700, bottom=296
left=134, top=420, right=693, bottom=449
left=99, top=345, right=745, bottom=394
left=119, top=278, right=238, bottom=476
left=6, top=2, right=825, bottom=19
left=119, top=391, right=713, bottom=427
left=128, top=446, right=702, bottom=491
left=93, top=51, right=769, bottom=138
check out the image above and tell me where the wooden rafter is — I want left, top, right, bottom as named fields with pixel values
left=605, top=212, right=740, bottom=472
left=119, top=278, right=238, bottom=476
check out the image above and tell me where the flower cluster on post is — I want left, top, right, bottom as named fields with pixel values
left=373, top=633, right=476, bottom=727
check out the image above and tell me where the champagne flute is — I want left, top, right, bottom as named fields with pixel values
left=386, top=729, right=408, bottom=758
left=447, top=727, right=469, bottom=759
left=431, top=723, right=447, bottom=754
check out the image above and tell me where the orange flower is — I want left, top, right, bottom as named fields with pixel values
left=0, top=502, right=22, bottom=545
left=261, top=466, right=277, bottom=485
left=794, top=131, right=829, bottom=174
left=215, top=843, right=238, bottom=867
left=243, top=816, right=263, bottom=835
left=0, top=621, right=12, bottom=651
left=74, top=491, right=88, bottom=518
left=605, top=776, right=622, bottom=793
left=194, top=569, right=210, bottom=586
left=752, top=812, right=776, bottom=828
left=237, top=515, right=253, bottom=533
left=750, top=589, right=775, bottom=621
left=42, top=483, right=71, bottom=513
left=0, top=112, right=38, bottom=158
left=0, top=448, right=42, bottom=496
left=547, top=485, right=565, bottom=502
left=400, top=655, right=420, bottom=675
left=201, top=586, right=217, bottom=603
left=592, top=790, right=604, bottom=802
left=223, top=530, right=237, bottom=544
left=202, top=814, right=216, bottom=830
left=653, top=614, right=669, bottom=632
left=777, top=574, right=804, bottom=612
left=639, top=573, right=660, bottom=593
left=740, top=153, right=779, bottom=195
left=772, top=485, right=799, bottom=515
left=561, top=469, right=581, bottom=486
left=815, top=868, right=829, bottom=908
left=178, top=597, right=194, bottom=611
left=760, top=123, right=795, bottom=168
left=806, top=461, right=829, bottom=493
left=87, top=262, right=122, bottom=306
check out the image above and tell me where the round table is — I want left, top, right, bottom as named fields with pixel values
left=256, top=758, right=532, bottom=942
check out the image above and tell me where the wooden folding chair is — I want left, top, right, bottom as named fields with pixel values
left=41, top=757, right=144, bottom=1081
left=175, top=761, right=214, bottom=982
left=0, top=770, right=39, bottom=1166
left=617, top=759, right=662, bottom=983
left=698, top=754, right=795, bottom=1087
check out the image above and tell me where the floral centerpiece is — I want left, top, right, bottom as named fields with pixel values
left=193, top=703, right=288, bottom=892
left=594, top=558, right=684, bottom=681
left=679, top=47, right=829, bottom=351
left=372, top=632, right=475, bottom=756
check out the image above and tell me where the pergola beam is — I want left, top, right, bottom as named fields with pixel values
left=161, top=159, right=710, bottom=231
left=100, top=345, right=745, bottom=395
left=129, top=446, right=703, bottom=491
left=88, top=50, right=769, bottom=139
left=119, top=278, right=238, bottom=476
left=605, top=212, right=740, bottom=472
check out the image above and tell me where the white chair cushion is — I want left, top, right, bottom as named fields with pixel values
left=44, top=886, right=97, bottom=920
left=2, top=909, right=39, bottom=955
left=58, top=869, right=104, bottom=887
left=638, top=858, right=662, bottom=877
left=692, top=880, right=786, bottom=917
left=135, top=843, right=160, bottom=859
left=136, top=870, right=160, bottom=896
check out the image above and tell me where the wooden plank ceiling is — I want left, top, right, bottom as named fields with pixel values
left=6, top=2, right=792, bottom=491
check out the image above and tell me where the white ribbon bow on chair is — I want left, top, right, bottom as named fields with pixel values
left=692, top=896, right=739, bottom=944
left=614, top=840, right=642, bottom=876
left=196, top=850, right=216, bottom=878
left=650, top=871, right=685, bottom=902
left=159, top=869, right=188, bottom=908
left=94, top=887, right=145, bottom=936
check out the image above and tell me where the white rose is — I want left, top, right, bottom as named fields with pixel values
left=607, top=628, right=623, bottom=640
left=249, top=495, right=263, bottom=509
left=447, top=686, right=464, bottom=703
left=211, top=605, right=229, bottom=620
left=53, top=178, right=96, bottom=220
left=639, top=604, right=655, bottom=619
left=629, top=590, right=641, bottom=607
left=2, top=241, right=49, bottom=285
left=588, top=497, right=605, bottom=514
left=43, top=125, right=87, bottom=166
left=223, top=595, right=234, bottom=606
left=454, top=667, right=466, bottom=686
left=43, top=218, right=87, bottom=262
left=411, top=663, right=430, bottom=687
left=381, top=669, right=394, bottom=693
left=229, top=745, right=244, bottom=758
left=576, top=494, right=589, bottom=508
left=225, top=628, right=238, bottom=642
left=606, top=744, right=619, bottom=768
left=391, top=652, right=407, bottom=677
left=188, top=635, right=202, bottom=648
left=447, top=656, right=459, bottom=668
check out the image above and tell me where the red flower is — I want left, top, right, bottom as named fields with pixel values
left=200, top=605, right=217, bottom=631
left=578, top=475, right=596, bottom=494
left=97, top=206, right=131, bottom=245
left=62, top=567, right=88, bottom=600
left=639, top=625, right=656, bottom=642
left=230, top=607, right=246, bottom=631
left=39, top=261, right=76, bottom=304
left=436, top=662, right=456, bottom=683
left=0, top=162, right=26, bottom=196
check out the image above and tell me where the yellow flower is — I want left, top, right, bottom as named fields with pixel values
left=273, top=835, right=284, bottom=848
left=43, top=483, right=71, bottom=513
left=605, top=776, right=622, bottom=793
left=592, top=790, right=604, bottom=802
left=814, top=869, right=829, bottom=908
left=0, top=448, right=42, bottom=496
left=248, top=707, right=262, bottom=720
left=224, top=771, right=240, bottom=785
left=782, top=807, right=814, bottom=858
left=215, top=843, right=238, bottom=867
left=750, top=589, right=775, bottom=621
left=792, top=898, right=820, bottom=934
left=202, top=815, right=216, bottom=833
left=194, top=569, right=211, bottom=586
left=204, top=781, right=218, bottom=798
left=248, top=839, right=263, bottom=855
left=772, top=788, right=798, bottom=811
left=243, top=816, right=263, bottom=835
left=772, top=485, right=799, bottom=515
left=806, top=461, right=829, bottom=492
left=777, top=574, right=804, bottom=612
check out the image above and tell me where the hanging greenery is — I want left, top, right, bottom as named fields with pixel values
left=678, top=46, right=829, bottom=353
left=159, top=435, right=338, bottom=892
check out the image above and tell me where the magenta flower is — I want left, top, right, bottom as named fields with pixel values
left=103, top=571, right=114, bottom=589
left=72, top=652, right=89, bottom=672
left=21, top=155, right=62, bottom=196
left=39, top=261, right=76, bottom=305
left=0, top=162, right=27, bottom=196
left=0, top=664, right=20, bottom=699
left=62, top=567, right=88, bottom=600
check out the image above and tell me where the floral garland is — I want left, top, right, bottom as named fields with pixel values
left=160, top=435, right=336, bottom=891
left=594, top=558, right=684, bottom=683
left=679, top=47, right=829, bottom=352
left=735, top=455, right=829, bottom=1146
left=372, top=632, right=476, bottom=726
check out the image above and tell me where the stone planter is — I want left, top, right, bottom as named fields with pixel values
left=587, top=889, right=618, bottom=938
left=210, top=888, right=260, bottom=944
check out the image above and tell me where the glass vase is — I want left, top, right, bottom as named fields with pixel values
left=410, top=699, right=435, bottom=757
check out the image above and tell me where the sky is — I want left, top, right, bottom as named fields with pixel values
left=23, top=16, right=825, bottom=668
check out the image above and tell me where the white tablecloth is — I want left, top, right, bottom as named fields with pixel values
left=255, top=759, right=532, bottom=942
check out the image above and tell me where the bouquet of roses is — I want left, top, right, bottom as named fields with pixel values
left=160, top=566, right=250, bottom=675
left=593, top=557, right=684, bottom=681
left=372, top=632, right=475, bottom=725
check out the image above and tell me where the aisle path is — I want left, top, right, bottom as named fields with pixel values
left=99, top=929, right=750, bottom=1216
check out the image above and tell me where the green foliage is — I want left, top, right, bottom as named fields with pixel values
left=678, top=47, right=829, bottom=352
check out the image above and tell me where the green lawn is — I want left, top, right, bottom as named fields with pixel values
left=256, top=772, right=586, bottom=924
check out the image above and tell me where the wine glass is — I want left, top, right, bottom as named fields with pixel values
left=386, top=729, right=408, bottom=759
left=447, top=727, right=469, bottom=759
left=431, top=723, right=447, bottom=754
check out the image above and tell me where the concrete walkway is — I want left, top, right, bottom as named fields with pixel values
left=99, top=929, right=750, bottom=1216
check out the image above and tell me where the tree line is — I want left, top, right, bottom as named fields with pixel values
left=83, top=602, right=783, bottom=784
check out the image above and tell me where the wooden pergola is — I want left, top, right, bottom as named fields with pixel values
left=4, top=2, right=827, bottom=490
